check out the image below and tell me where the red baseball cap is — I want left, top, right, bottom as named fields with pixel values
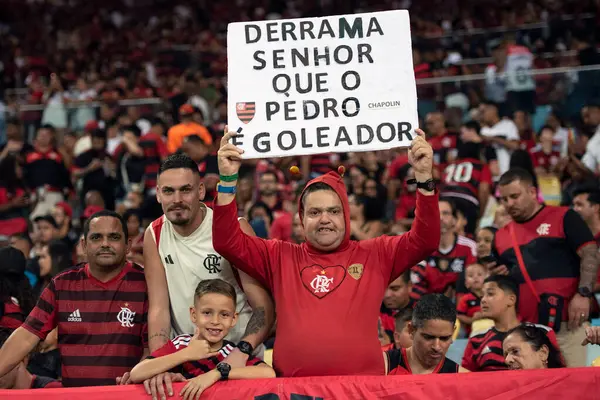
left=55, top=201, right=73, bottom=219
left=179, top=104, right=195, bottom=116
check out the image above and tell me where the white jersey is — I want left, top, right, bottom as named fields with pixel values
left=148, top=205, right=252, bottom=343
left=504, top=45, right=535, bottom=92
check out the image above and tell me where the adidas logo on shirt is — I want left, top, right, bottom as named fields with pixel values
left=68, top=309, right=82, bottom=322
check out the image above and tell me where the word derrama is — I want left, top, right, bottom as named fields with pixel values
left=244, top=16, right=384, bottom=43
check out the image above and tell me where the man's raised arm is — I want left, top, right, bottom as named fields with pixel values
left=143, top=228, right=172, bottom=351
left=378, top=129, right=440, bottom=281
left=212, top=128, right=276, bottom=288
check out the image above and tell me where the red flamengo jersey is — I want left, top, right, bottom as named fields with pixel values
left=494, top=207, right=593, bottom=324
left=386, top=347, right=459, bottom=374
left=529, top=146, right=560, bottom=172
left=410, top=235, right=477, bottom=301
left=1, top=297, right=25, bottom=329
left=462, top=326, right=510, bottom=372
left=148, top=335, right=264, bottom=379
left=22, top=263, right=148, bottom=387
left=429, top=132, right=458, bottom=169
left=441, top=158, right=492, bottom=206
left=456, top=292, right=481, bottom=336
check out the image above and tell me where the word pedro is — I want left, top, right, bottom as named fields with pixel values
left=232, top=122, right=413, bottom=154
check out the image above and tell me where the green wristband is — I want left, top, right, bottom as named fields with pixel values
left=219, top=173, right=239, bottom=182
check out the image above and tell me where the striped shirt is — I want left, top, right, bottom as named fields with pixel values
left=22, top=262, right=148, bottom=387
left=148, top=334, right=264, bottom=379
left=1, top=297, right=25, bottom=330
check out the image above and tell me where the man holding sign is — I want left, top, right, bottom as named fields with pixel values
left=212, top=126, right=439, bottom=377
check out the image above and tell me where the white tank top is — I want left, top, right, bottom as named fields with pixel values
left=148, top=206, right=252, bottom=343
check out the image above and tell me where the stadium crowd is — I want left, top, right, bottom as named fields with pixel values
left=0, top=0, right=600, bottom=397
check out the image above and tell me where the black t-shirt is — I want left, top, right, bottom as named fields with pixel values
left=74, top=149, right=111, bottom=192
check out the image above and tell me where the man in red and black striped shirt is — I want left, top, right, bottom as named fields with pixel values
left=0, top=210, right=149, bottom=387
left=462, top=275, right=522, bottom=372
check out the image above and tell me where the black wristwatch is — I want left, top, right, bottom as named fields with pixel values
left=577, top=287, right=594, bottom=298
left=216, top=362, right=231, bottom=380
left=407, top=178, right=436, bottom=192
left=237, top=340, right=254, bottom=356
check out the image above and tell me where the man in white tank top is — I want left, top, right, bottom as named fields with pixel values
left=143, top=154, right=274, bottom=385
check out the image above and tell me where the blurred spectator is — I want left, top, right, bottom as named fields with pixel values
left=25, top=125, right=71, bottom=219
left=480, top=102, right=520, bottom=178
left=380, top=270, right=412, bottom=344
left=123, top=209, right=144, bottom=266
left=73, top=128, right=115, bottom=210
left=530, top=126, right=561, bottom=176
left=503, top=39, right=536, bottom=115
left=181, top=135, right=218, bottom=202
left=349, top=194, right=384, bottom=240
left=475, top=226, right=497, bottom=261
left=0, top=155, right=30, bottom=238
left=256, top=171, right=284, bottom=218
left=290, top=212, right=304, bottom=244
left=0, top=120, right=32, bottom=163
left=0, top=246, right=35, bottom=330
left=114, top=124, right=167, bottom=215
left=0, top=329, right=61, bottom=389
left=247, top=201, right=274, bottom=239
left=425, top=111, right=457, bottom=174
left=167, top=104, right=212, bottom=154
left=51, top=202, right=78, bottom=251
left=442, top=121, right=494, bottom=235
left=572, top=187, right=600, bottom=249
left=580, top=102, right=600, bottom=174
left=410, top=199, right=477, bottom=302
left=35, top=240, right=72, bottom=297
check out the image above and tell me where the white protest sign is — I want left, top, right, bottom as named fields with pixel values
left=227, top=10, right=418, bottom=159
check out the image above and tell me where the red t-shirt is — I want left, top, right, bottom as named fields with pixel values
left=529, top=146, right=561, bottom=172
left=148, top=334, right=264, bottom=378
left=0, top=186, right=28, bottom=236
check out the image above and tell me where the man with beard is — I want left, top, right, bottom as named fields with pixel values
left=0, top=210, right=149, bottom=386
left=143, top=154, right=274, bottom=398
left=490, top=168, right=599, bottom=367
left=72, top=128, right=115, bottom=210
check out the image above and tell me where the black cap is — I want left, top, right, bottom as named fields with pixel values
left=0, top=246, right=27, bottom=276
left=34, top=214, right=58, bottom=229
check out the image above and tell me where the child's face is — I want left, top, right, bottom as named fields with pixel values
left=394, top=323, right=413, bottom=349
left=480, top=282, right=513, bottom=320
left=465, top=264, right=486, bottom=292
left=190, top=293, right=238, bottom=345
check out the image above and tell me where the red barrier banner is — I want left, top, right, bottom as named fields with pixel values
left=3, top=368, right=600, bottom=399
